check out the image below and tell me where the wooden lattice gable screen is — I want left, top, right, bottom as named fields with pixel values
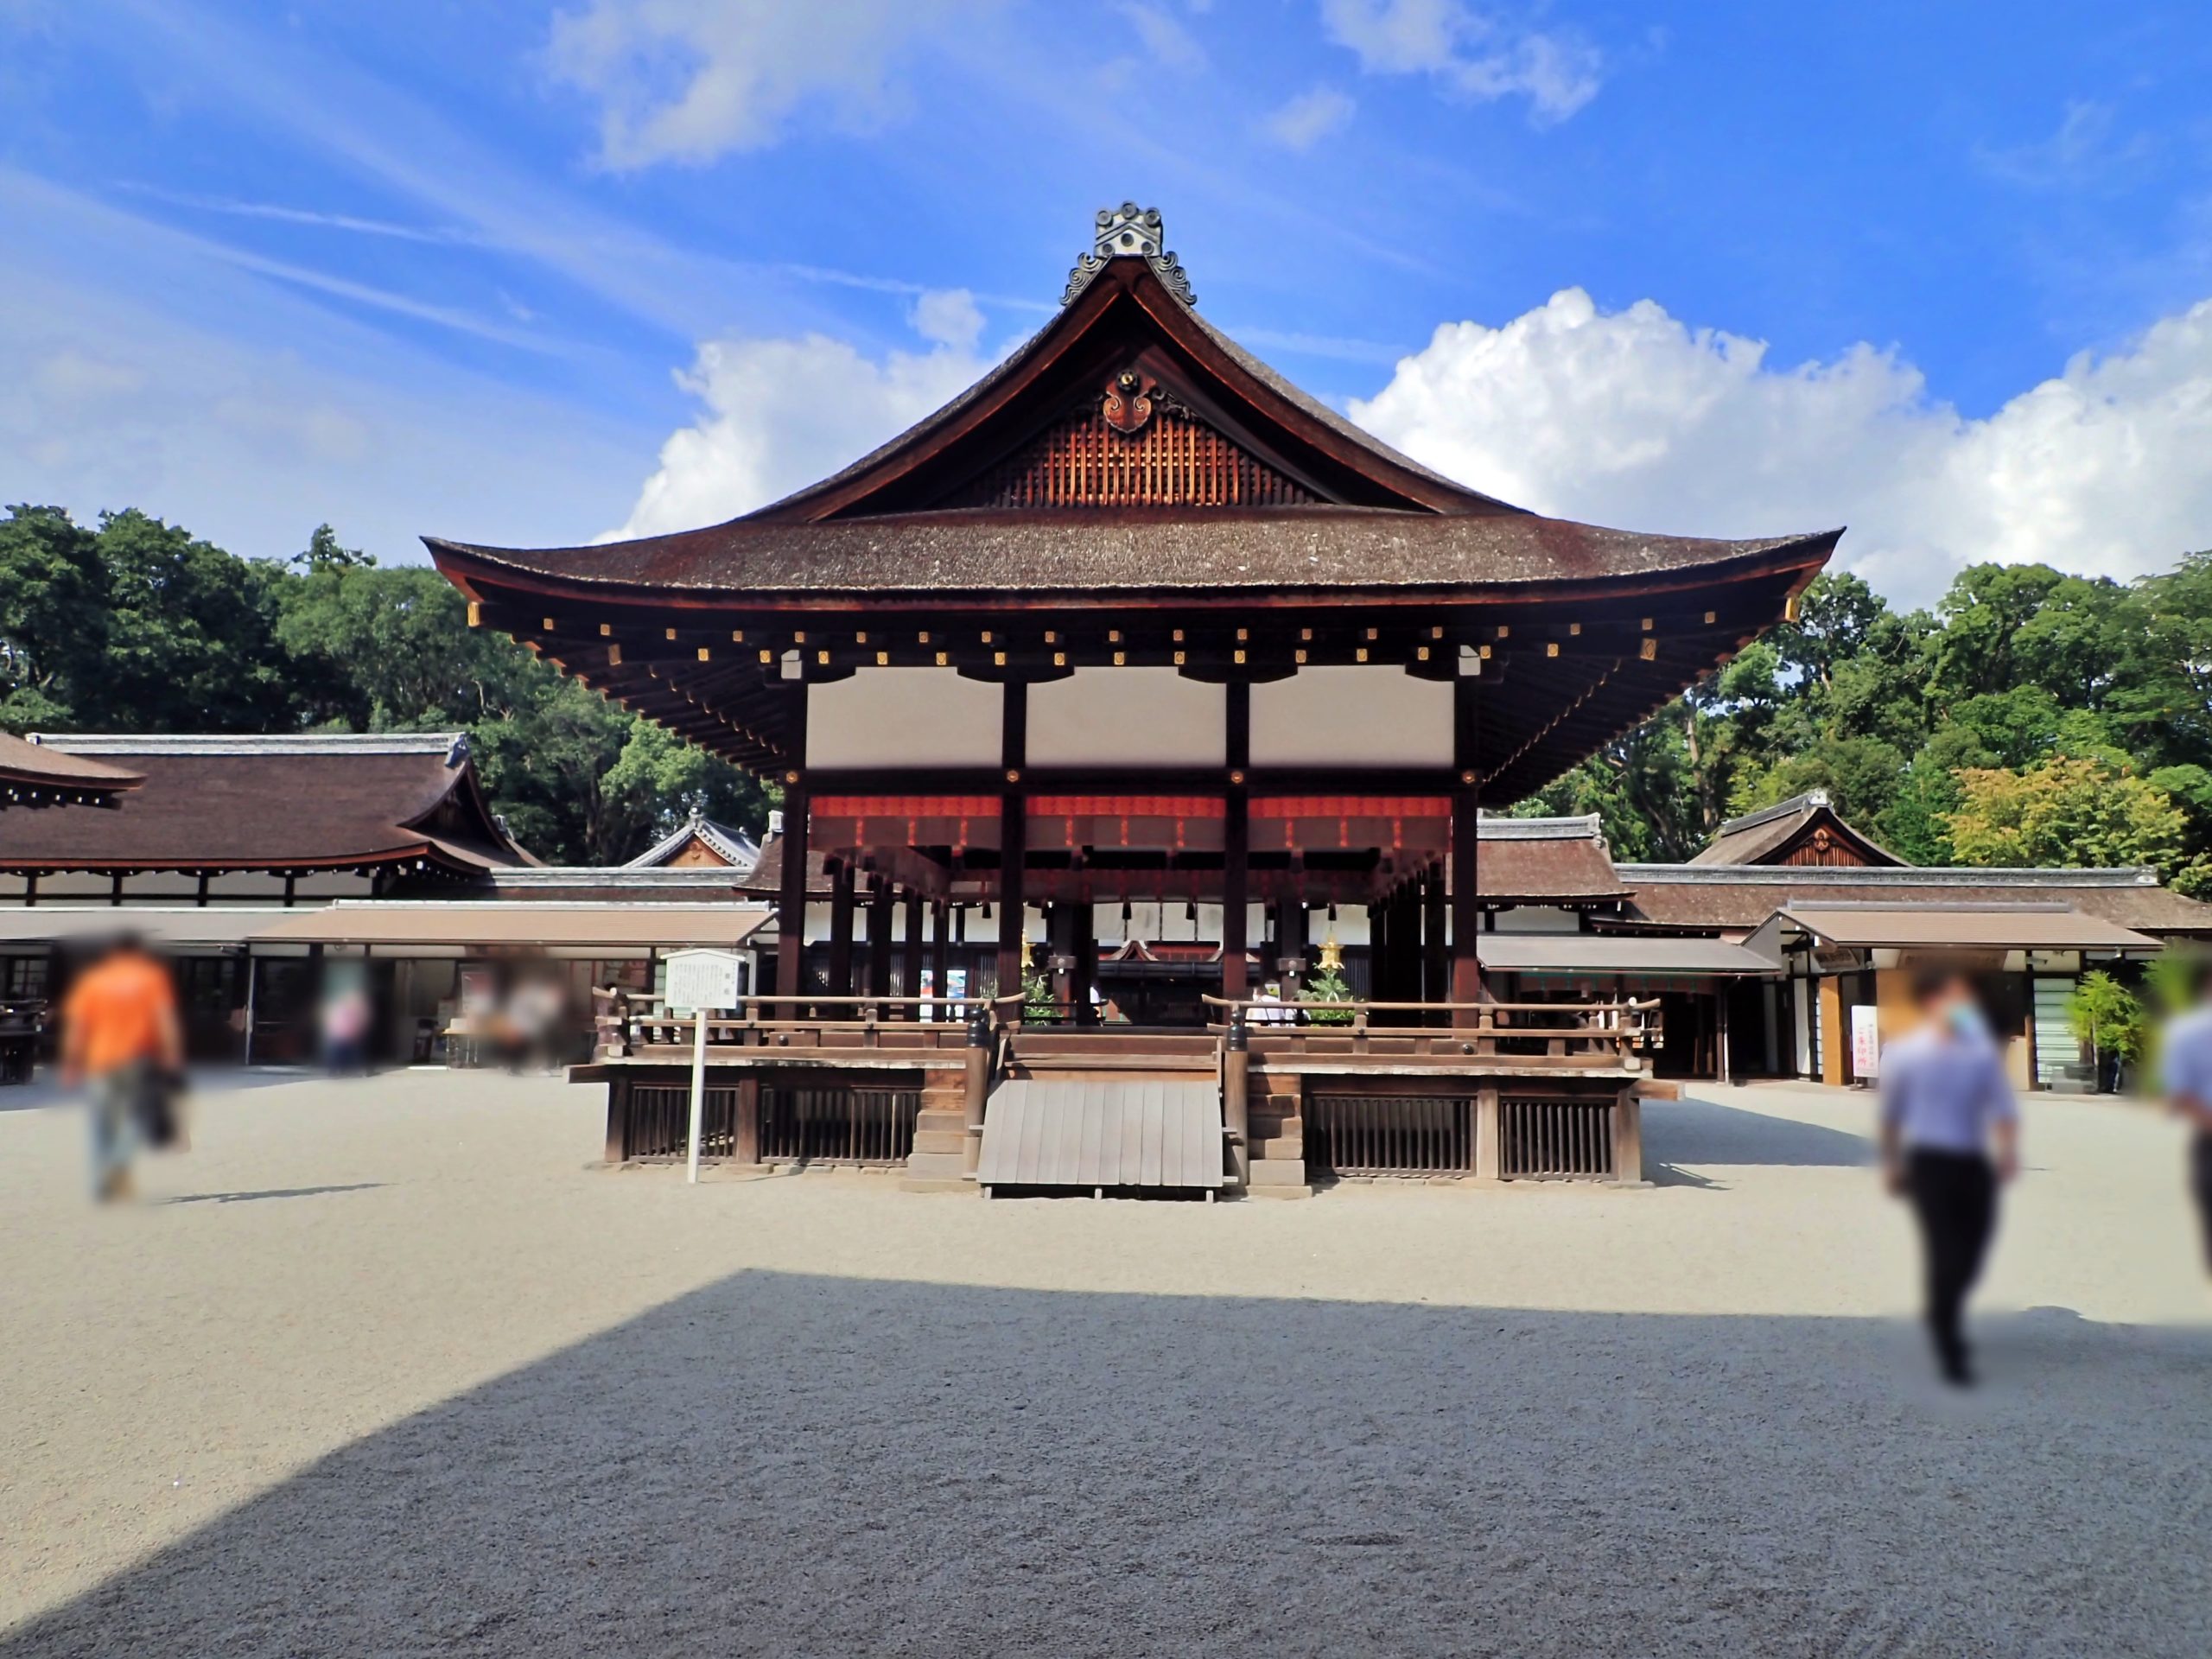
left=938, top=372, right=1322, bottom=511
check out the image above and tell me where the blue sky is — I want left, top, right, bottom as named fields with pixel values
left=6, top=1, right=2212, bottom=602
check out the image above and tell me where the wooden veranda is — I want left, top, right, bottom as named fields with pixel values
left=582, top=989, right=1659, bottom=1192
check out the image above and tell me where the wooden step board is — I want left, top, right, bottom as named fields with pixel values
left=975, top=1077, right=1225, bottom=1191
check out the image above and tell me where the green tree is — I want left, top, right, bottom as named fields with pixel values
left=1943, top=755, right=2189, bottom=874
left=0, top=505, right=109, bottom=729
left=93, top=509, right=298, bottom=731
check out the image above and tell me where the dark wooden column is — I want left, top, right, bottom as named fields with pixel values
left=1274, top=896, right=1308, bottom=995
left=1422, top=866, right=1448, bottom=1014
left=1222, top=682, right=1250, bottom=1004
left=900, top=890, right=924, bottom=1019
left=774, top=695, right=810, bottom=1001
left=827, top=857, right=856, bottom=995
left=1450, top=674, right=1482, bottom=1022
left=867, top=878, right=894, bottom=1009
left=1048, top=899, right=1077, bottom=1017
left=995, top=683, right=1029, bottom=1004
left=930, top=898, right=951, bottom=1014
left=1071, top=893, right=1096, bottom=1025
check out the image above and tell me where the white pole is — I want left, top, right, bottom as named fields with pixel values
left=685, top=1005, right=709, bottom=1185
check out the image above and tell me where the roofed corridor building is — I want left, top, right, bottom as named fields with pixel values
left=429, top=205, right=1841, bottom=1195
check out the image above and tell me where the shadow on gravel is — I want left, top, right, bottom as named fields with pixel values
left=6, top=1273, right=2207, bottom=1658
left=159, top=1184, right=385, bottom=1206
left=1645, top=1096, right=1873, bottom=1168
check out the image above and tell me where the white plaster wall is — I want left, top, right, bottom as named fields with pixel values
left=806, top=670, right=1003, bottom=770
left=1027, top=668, right=1225, bottom=767
left=1249, top=667, right=1452, bottom=768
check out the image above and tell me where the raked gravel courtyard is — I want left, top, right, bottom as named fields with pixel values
left=2, top=1068, right=2209, bottom=1656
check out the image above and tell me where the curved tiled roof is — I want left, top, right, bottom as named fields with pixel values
left=0, top=734, right=526, bottom=873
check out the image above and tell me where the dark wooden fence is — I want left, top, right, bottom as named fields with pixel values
left=1306, top=1094, right=1472, bottom=1177
left=759, top=1085, right=918, bottom=1166
left=1498, top=1097, right=1615, bottom=1179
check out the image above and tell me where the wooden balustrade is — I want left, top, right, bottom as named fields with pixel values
left=592, top=989, right=1657, bottom=1077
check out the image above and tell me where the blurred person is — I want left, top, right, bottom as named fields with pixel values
left=320, top=975, right=372, bottom=1076
left=60, top=933, right=184, bottom=1202
left=2158, top=957, right=2212, bottom=1275
left=1878, top=968, right=2020, bottom=1387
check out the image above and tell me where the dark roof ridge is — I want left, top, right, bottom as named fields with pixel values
left=1715, top=789, right=1828, bottom=836
left=36, top=732, right=469, bottom=764
left=1622, top=862, right=2163, bottom=887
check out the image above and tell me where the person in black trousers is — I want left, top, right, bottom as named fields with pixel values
left=1878, top=969, right=2021, bottom=1386
left=2158, top=957, right=2212, bottom=1274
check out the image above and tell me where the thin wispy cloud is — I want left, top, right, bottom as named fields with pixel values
left=116, top=184, right=490, bottom=246
left=1975, top=99, right=2158, bottom=193
left=1118, top=3, right=1209, bottom=72
left=1320, top=0, right=1602, bottom=125
left=19, top=169, right=561, bottom=355
left=1262, top=86, right=1357, bottom=151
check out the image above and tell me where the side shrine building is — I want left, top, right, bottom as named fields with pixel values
left=429, top=205, right=1841, bottom=1194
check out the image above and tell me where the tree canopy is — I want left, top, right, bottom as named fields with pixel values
left=0, top=505, right=770, bottom=864
left=1514, top=556, right=2212, bottom=893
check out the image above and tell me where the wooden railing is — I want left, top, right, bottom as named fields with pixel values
left=1201, top=995, right=1659, bottom=1071
left=594, top=991, right=1020, bottom=1058
left=592, top=989, right=1656, bottom=1076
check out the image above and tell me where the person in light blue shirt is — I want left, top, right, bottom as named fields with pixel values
left=2159, top=958, right=2212, bottom=1274
left=1878, top=968, right=2020, bottom=1386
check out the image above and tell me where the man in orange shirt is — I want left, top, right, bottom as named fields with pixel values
left=61, top=934, right=184, bottom=1201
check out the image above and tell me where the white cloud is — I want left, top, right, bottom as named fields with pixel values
left=1262, top=85, right=1356, bottom=150
left=545, top=0, right=997, bottom=169
left=611, top=325, right=997, bottom=537
left=1118, top=2, right=1207, bottom=71
left=1349, top=287, right=2212, bottom=604
left=909, top=288, right=985, bottom=352
left=1320, top=0, right=1600, bottom=124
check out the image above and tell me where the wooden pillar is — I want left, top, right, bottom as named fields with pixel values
left=1222, top=682, right=1250, bottom=1005
left=1222, top=797, right=1249, bottom=1004
left=1421, top=868, right=1447, bottom=1011
left=734, top=1076, right=760, bottom=1166
left=1818, top=974, right=1845, bottom=1087
left=1048, top=900, right=1077, bottom=1018
left=930, top=899, right=950, bottom=1016
left=867, top=878, right=894, bottom=1011
left=995, top=809, right=1027, bottom=1006
left=1473, top=1084, right=1501, bottom=1180
left=827, top=857, right=856, bottom=995
left=996, top=683, right=1028, bottom=1007
left=1450, top=674, right=1482, bottom=1023
left=1071, top=893, right=1096, bottom=1025
left=1223, top=1014, right=1250, bottom=1189
left=962, top=1004, right=991, bottom=1175
left=900, top=890, right=924, bottom=1019
left=774, top=753, right=810, bottom=1003
left=1611, top=1088, right=1644, bottom=1184
left=1715, top=986, right=1732, bottom=1083
left=1367, top=896, right=1388, bottom=1003
left=604, top=1075, right=631, bottom=1164
left=1274, top=896, right=1308, bottom=997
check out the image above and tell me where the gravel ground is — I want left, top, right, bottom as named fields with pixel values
left=2, top=1069, right=2208, bottom=1656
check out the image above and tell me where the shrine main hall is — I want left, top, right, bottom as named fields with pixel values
left=429, top=205, right=1840, bottom=1197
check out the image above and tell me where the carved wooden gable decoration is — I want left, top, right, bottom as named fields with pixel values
left=939, top=370, right=1319, bottom=510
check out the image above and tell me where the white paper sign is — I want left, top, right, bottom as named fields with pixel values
left=664, top=949, right=742, bottom=1013
left=1850, top=1003, right=1882, bottom=1081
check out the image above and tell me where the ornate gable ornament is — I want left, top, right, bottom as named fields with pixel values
left=1063, top=201, right=1196, bottom=308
